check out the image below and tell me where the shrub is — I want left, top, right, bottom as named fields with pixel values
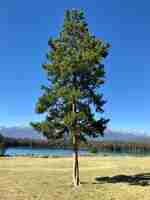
left=0, top=143, right=6, bottom=156
left=90, top=146, right=98, bottom=154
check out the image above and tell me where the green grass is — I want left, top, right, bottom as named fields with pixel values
left=0, top=156, right=150, bottom=199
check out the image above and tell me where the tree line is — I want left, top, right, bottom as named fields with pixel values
left=89, top=140, right=150, bottom=154
left=1, top=133, right=150, bottom=155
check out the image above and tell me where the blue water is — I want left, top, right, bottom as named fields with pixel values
left=4, top=147, right=150, bottom=157
left=5, top=147, right=90, bottom=156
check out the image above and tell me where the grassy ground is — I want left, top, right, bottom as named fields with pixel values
left=0, top=156, right=150, bottom=200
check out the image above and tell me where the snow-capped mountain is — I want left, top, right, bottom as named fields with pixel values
left=0, top=126, right=44, bottom=139
left=0, top=126, right=150, bottom=142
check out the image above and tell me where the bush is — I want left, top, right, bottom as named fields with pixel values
left=0, top=143, right=6, bottom=156
left=90, top=146, right=98, bottom=154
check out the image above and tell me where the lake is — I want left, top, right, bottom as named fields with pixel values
left=5, top=147, right=90, bottom=156
left=4, top=147, right=150, bottom=157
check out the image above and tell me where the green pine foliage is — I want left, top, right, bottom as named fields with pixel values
left=0, top=133, right=6, bottom=156
left=0, top=134, right=4, bottom=143
left=31, top=9, right=110, bottom=142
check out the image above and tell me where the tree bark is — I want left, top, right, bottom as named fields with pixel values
left=72, top=72, right=80, bottom=187
left=73, top=136, right=80, bottom=187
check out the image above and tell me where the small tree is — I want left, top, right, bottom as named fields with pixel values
left=0, top=133, right=6, bottom=156
left=0, top=134, right=4, bottom=143
left=31, top=9, right=110, bottom=187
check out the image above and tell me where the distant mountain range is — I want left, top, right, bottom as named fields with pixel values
left=0, top=126, right=150, bottom=143
left=0, top=126, right=44, bottom=139
left=100, top=129, right=150, bottom=143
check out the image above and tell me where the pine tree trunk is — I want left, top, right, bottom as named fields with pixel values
left=72, top=136, right=80, bottom=187
left=72, top=74, right=80, bottom=187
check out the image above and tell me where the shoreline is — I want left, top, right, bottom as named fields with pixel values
left=2, top=153, right=150, bottom=159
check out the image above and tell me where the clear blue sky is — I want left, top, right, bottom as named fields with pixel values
left=0, top=0, right=149, bottom=132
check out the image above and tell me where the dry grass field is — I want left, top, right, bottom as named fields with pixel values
left=0, top=156, right=150, bottom=200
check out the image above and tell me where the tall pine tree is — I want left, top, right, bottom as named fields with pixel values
left=31, top=9, right=110, bottom=187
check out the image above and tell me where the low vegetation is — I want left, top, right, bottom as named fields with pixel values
left=0, top=133, right=6, bottom=156
left=89, top=146, right=99, bottom=154
left=0, top=156, right=150, bottom=199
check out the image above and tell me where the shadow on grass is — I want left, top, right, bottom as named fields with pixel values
left=94, top=173, right=150, bottom=186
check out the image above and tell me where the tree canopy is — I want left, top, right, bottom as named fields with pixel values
left=31, top=9, right=110, bottom=142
